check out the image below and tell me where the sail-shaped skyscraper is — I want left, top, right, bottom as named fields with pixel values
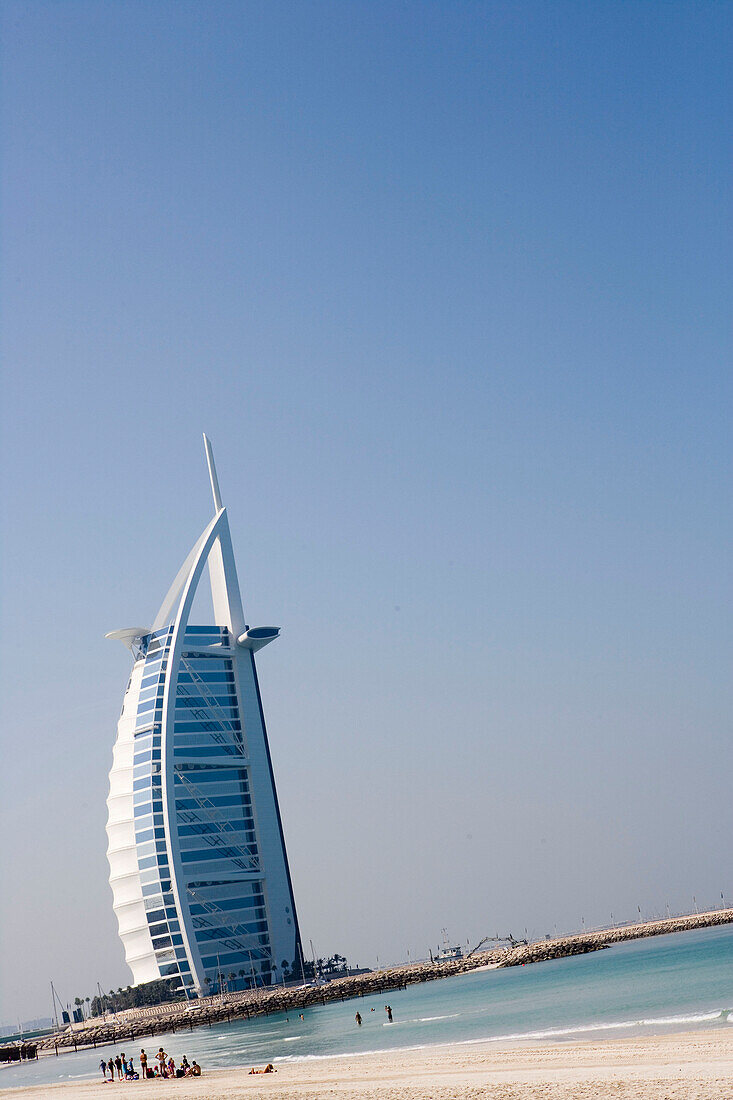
left=106, top=436, right=300, bottom=996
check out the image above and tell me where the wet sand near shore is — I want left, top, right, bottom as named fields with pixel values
left=4, top=1027, right=733, bottom=1100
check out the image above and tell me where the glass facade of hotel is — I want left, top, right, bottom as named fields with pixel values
left=106, top=440, right=300, bottom=995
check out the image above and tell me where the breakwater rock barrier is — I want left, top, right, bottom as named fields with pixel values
left=38, top=907, right=733, bottom=1053
left=0, top=1044, right=37, bottom=1063
left=497, top=908, right=733, bottom=967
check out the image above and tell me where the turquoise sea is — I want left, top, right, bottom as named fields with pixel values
left=3, top=924, right=733, bottom=1091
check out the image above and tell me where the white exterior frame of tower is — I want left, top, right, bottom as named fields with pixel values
left=106, top=437, right=301, bottom=995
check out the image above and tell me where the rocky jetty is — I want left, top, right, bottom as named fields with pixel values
left=499, top=908, right=733, bottom=967
left=0, top=1043, right=37, bottom=1063
left=38, top=907, right=733, bottom=1053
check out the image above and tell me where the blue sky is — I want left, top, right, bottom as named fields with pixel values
left=1, top=1, right=731, bottom=1021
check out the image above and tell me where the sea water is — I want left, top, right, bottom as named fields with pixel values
left=3, top=923, right=733, bottom=1091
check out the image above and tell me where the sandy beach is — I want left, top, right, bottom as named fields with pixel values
left=4, top=1027, right=733, bottom=1100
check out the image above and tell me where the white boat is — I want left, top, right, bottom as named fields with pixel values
left=433, top=929, right=463, bottom=962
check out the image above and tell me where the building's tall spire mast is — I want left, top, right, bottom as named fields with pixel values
left=200, top=433, right=245, bottom=634
left=203, top=433, right=223, bottom=513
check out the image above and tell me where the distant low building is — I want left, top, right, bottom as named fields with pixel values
left=106, top=437, right=301, bottom=997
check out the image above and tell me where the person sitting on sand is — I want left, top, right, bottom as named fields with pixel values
left=249, top=1064, right=276, bottom=1074
left=190, top=1061, right=201, bottom=1076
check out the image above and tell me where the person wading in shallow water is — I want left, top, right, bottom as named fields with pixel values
left=385, top=1005, right=393, bottom=1023
left=355, top=1012, right=362, bottom=1026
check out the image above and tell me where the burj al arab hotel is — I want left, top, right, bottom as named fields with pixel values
left=106, top=436, right=301, bottom=996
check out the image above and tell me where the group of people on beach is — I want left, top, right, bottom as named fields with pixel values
left=99, top=1047, right=201, bottom=1082
left=98, top=1004, right=394, bottom=1082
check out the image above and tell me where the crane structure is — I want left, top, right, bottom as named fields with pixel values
left=466, top=933, right=528, bottom=957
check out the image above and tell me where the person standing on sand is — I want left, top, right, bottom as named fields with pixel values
left=355, top=1012, right=362, bottom=1026
left=107, top=1057, right=115, bottom=1081
left=139, top=1049, right=147, bottom=1079
left=99, top=1058, right=107, bottom=1079
left=115, top=1054, right=123, bottom=1079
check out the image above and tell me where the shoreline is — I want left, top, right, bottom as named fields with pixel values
left=33, top=907, right=733, bottom=1054
left=4, top=1026, right=733, bottom=1098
